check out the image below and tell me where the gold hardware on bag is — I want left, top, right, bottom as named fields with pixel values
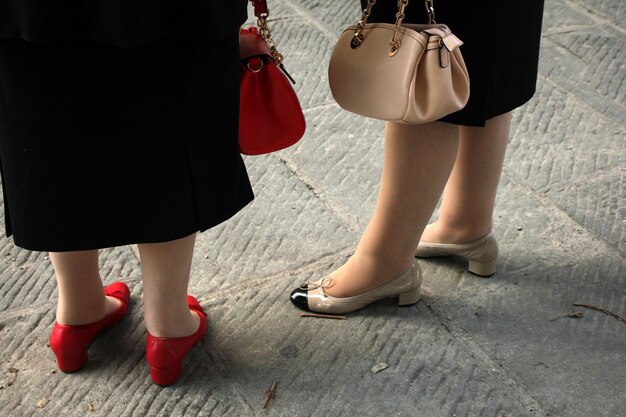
left=354, top=0, right=440, bottom=52
left=390, top=0, right=410, bottom=56
left=352, top=0, right=378, bottom=49
left=356, top=0, right=433, bottom=57
left=247, top=62, right=264, bottom=73
left=256, top=12, right=284, bottom=66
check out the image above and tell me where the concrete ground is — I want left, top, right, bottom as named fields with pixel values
left=1, top=1, right=624, bottom=416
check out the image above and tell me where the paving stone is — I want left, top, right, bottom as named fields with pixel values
left=286, top=0, right=362, bottom=38
left=0, top=241, right=54, bottom=313
left=510, top=78, right=626, bottom=251
left=567, top=0, right=626, bottom=29
left=543, top=0, right=596, bottom=34
left=0, top=241, right=140, bottom=313
left=280, top=105, right=385, bottom=234
left=424, top=255, right=626, bottom=417
left=543, top=168, right=625, bottom=253
left=269, top=18, right=337, bottom=109
left=507, top=80, right=625, bottom=191
left=546, top=31, right=626, bottom=106
left=200, top=265, right=545, bottom=417
left=190, top=155, right=356, bottom=295
left=539, top=33, right=626, bottom=123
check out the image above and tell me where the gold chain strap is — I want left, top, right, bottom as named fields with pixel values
left=351, top=0, right=437, bottom=55
left=352, top=0, right=377, bottom=48
left=257, top=13, right=284, bottom=66
left=390, top=0, right=410, bottom=56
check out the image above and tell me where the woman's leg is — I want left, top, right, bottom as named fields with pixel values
left=50, top=250, right=122, bottom=325
left=138, top=233, right=199, bottom=338
left=324, top=121, right=459, bottom=298
left=420, top=112, right=512, bottom=244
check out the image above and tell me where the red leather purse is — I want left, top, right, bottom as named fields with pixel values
left=239, top=0, right=306, bottom=155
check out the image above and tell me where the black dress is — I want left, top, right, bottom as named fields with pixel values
left=360, top=0, right=545, bottom=126
left=0, top=1, right=254, bottom=251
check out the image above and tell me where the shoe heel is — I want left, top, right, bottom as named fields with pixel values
left=468, top=259, right=496, bottom=277
left=54, top=351, right=88, bottom=373
left=150, top=364, right=182, bottom=386
left=398, top=289, right=421, bottom=306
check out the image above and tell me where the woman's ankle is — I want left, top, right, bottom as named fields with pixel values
left=56, top=295, right=122, bottom=326
left=420, top=222, right=492, bottom=244
left=146, top=309, right=200, bottom=338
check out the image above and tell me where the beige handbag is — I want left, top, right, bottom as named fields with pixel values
left=328, top=0, right=470, bottom=124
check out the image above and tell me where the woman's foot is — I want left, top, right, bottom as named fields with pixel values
left=416, top=224, right=498, bottom=277
left=50, top=282, right=131, bottom=372
left=145, top=295, right=207, bottom=386
left=290, top=260, right=422, bottom=315
left=317, top=254, right=415, bottom=298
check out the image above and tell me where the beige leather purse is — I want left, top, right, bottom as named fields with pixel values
left=328, top=0, right=470, bottom=124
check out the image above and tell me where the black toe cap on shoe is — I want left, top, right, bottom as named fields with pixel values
left=290, top=287, right=309, bottom=311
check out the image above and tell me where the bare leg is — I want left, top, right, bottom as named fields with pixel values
left=50, top=251, right=121, bottom=325
left=138, top=234, right=199, bottom=338
left=420, top=112, right=512, bottom=244
left=324, top=121, right=458, bottom=298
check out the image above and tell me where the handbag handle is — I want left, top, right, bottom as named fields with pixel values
left=250, top=0, right=269, bottom=18
left=352, top=0, right=437, bottom=55
left=249, top=0, right=284, bottom=65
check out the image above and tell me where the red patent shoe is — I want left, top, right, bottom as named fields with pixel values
left=145, top=295, right=207, bottom=386
left=49, top=282, right=131, bottom=373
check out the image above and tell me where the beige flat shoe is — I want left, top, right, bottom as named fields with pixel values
left=289, top=262, right=422, bottom=315
left=415, top=231, right=498, bottom=277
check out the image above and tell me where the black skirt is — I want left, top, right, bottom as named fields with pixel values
left=0, top=34, right=254, bottom=252
left=360, top=0, right=545, bottom=126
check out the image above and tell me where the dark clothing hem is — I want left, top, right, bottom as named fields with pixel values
left=9, top=196, right=254, bottom=253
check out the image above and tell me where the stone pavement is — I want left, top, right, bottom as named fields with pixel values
left=1, top=1, right=625, bottom=416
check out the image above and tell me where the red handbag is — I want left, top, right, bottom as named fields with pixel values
left=239, top=0, right=306, bottom=155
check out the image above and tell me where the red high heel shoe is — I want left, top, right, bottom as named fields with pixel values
left=145, top=295, right=207, bottom=386
left=49, top=281, right=131, bottom=373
